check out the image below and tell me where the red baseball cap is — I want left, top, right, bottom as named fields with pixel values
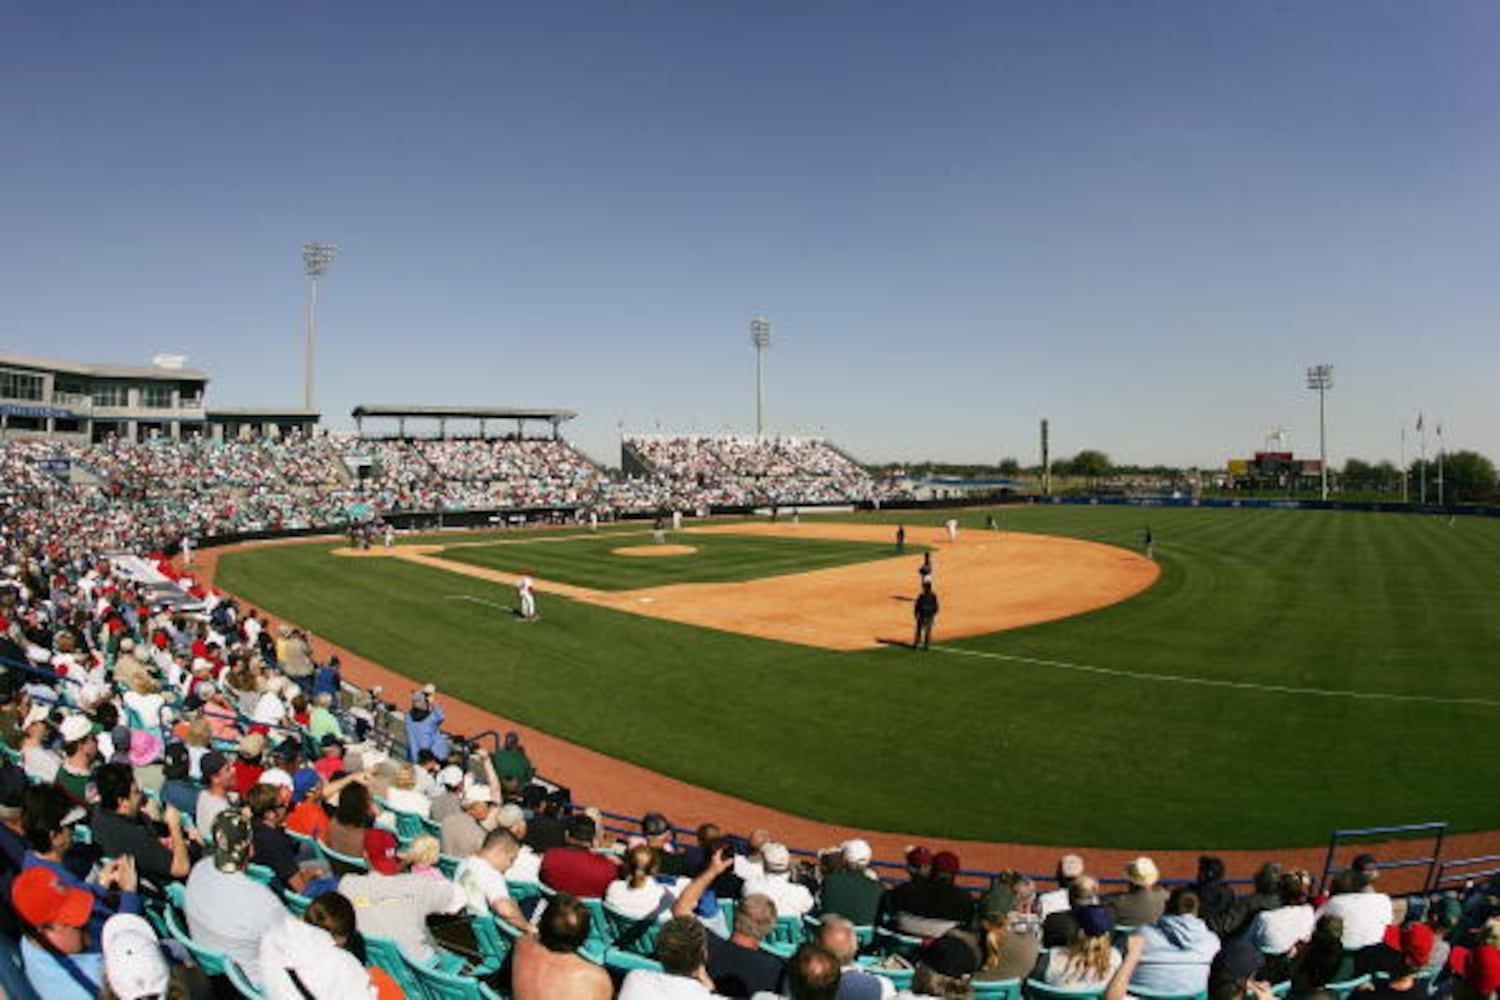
left=365, top=828, right=402, bottom=875
left=906, top=846, right=933, bottom=868
left=932, top=851, right=961, bottom=874
left=12, top=867, right=93, bottom=929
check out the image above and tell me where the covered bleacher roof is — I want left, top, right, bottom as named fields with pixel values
left=350, top=405, right=577, bottom=422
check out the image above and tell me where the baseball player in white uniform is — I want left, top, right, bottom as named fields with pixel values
left=517, top=572, right=537, bottom=620
left=945, top=518, right=959, bottom=544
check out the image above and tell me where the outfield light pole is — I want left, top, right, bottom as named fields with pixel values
left=751, top=317, right=771, bottom=438
left=1306, top=364, right=1333, bottom=500
left=302, top=242, right=339, bottom=411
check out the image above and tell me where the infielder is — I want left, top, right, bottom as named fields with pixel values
left=945, top=518, right=959, bottom=544
left=517, top=571, right=537, bottom=620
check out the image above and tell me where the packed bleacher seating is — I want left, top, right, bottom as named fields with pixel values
left=625, top=434, right=901, bottom=507
left=0, top=432, right=909, bottom=554
left=2, top=499, right=1498, bottom=1000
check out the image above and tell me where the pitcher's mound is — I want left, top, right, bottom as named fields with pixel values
left=614, top=545, right=698, bottom=558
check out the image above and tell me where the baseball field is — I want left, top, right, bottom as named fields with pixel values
left=211, top=505, right=1500, bottom=850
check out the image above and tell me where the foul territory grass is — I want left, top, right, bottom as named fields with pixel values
left=214, top=507, right=1500, bottom=848
left=435, top=530, right=916, bottom=591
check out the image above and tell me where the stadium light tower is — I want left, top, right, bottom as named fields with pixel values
left=302, top=242, right=338, bottom=410
left=1306, top=364, right=1333, bottom=501
left=751, top=317, right=772, bottom=438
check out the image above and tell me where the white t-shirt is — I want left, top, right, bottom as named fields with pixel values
left=341, top=872, right=467, bottom=962
left=384, top=786, right=432, bottom=819
left=740, top=872, right=814, bottom=918
left=508, top=845, right=543, bottom=886
left=606, top=879, right=672, bottom=919
left=1038, top=887, right=1070, bottom=919
left=455, top=855, right=512, bottom=917
left=619, top=968, right=724, bottom=999
left=23, top=746, right=62, bottom=784
left=1250, top=904, right=1316, bottom=955
left=1043, top=945, right=1124, bottom=989
left=185, top=859, right=290, bottom=984
left=197, top=790, right=231, bottom=836
left=259, top=913, right=376, bottom=1000
left=1316, top=892, right=1393, bottom=950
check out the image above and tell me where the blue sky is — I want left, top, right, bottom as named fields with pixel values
left=3, top=2, right=1497, bottom=467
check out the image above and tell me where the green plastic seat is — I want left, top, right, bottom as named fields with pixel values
left=362, top=935, right=430, bottom=1000
left=1024, top=979, right=1106, bottom=1000
left=1130, top=988, right=1208, bottom=1000
left=317, top=838, right=369, bottom=875
left=401, top=954, right=506, bottom=1000
left=602, top=902, right=663, bottom=957
left=164, top=905, right=229, bottom=976
left=759, top=914, right=806, bottom=958
left=973, top=977, right=1024, bottom=999
left=1324, top=975, right=1372, bottom=999
left=225, top=958, right=264, bottom=999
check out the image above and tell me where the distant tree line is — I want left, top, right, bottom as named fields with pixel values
left=871, top=448, right=1500, bottom=504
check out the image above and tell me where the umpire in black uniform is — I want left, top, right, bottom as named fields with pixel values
left=913, top=581, right=939, bottom=650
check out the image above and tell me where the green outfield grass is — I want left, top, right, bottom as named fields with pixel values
left=214, top=507, right=1500, bottom=848
left=435, top=530, right=917, bottom=590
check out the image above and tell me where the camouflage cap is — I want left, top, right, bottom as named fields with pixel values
left=212, top=808, right=253, bottom=872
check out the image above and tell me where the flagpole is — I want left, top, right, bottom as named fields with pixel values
left=1437, top=422, right=1445, bottom=506
left=1419, top=415, right=1427, bottom=504
left=1400, top=423, right=1408, bottom=503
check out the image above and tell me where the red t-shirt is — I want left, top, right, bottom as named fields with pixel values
left=539, top=847, right=619, bottom=899
left=232, top=760, right=265, bottom=800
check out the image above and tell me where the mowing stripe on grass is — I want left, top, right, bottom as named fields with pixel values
left=445, top=594, right=514, bottom=613
left=933, top=645, right=1500, bottom=708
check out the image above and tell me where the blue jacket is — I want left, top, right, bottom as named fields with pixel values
left=405, top=703, right=450, bottom=760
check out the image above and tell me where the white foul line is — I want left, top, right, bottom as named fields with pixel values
left=931, top=645, right=1500, bottom=709
left=445, top=594, right=513, bottom=613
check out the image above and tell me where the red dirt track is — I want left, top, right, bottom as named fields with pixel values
left=195, top=533, right=1500, bottom=891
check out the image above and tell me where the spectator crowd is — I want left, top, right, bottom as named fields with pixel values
left=2, top=482, right=1499, bottom=1000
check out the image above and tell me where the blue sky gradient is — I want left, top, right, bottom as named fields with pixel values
left=3, top=2, right=1497, bottom=466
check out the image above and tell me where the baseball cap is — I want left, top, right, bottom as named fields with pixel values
left=462, top=783, right=493, bottom=807
left=1383, top=922, right=1435, bottom=970
left=642, top=812, right=671, bottom=837
left=237, top=733, right=266, bottom=758
left=762, top=842, right=792, bottom=873
left=102, top=913, right=171, bottom=1000
left=932, top=851, right=961, bottom=875
left=365, top=828, right=402, bottom=875
left=12, top=866, right=93, bottom=929
left=437, top=765, right=465, bottom=788
left=496, top=803, right=525, bottom=830
left=1351, top=852, right=1379, bottom=874
left=258, top=768, right=294, bottom=791
left=1127, top=856, right=1160, bottom=886
left=199, top=750, right=229, bottom=781
left=843, top=839, right=873, bottom=866
left=566, top=812, right=597, bottom=843
left=211, top=808, right=253, bottom=872
left=291, top=769, right=322, bottom=804
left=59, top=714, right=94, bottom=744
left=907, top=846, right=933, bottom=868
left=1073, top=904, right=1115, bottom=938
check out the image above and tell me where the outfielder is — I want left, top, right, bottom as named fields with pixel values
left=517, top=571, right=537, bottom=620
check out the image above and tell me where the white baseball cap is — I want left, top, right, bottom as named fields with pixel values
left=462, top=783, right=493, bottom=807
left=842, top=839, right=873, bottom=865
left=102, top=913, right=170, bottom=1000
left=59, top=714, right=93, bottom=744
left=257, top=768, right=294, bottom=791
left=437, top=765, right=465, bottom=788
left=762, top=842, right=792, bottom=873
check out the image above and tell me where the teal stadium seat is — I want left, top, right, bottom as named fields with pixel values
left=1025, top=979, right=1106, bottom=1000
left=362, top=935, right=430, bottom=1000
left=973, top=978, right=1024, bottom=999
left=402, top=955, right=506, bottom=1000
left=225, top=958, right=264, bottom=999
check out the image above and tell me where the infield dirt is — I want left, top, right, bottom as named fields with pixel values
left=338, top=521, right=1159, bottom=650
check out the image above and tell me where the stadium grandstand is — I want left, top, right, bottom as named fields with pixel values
left=2, top=492, right=1497, bottom=1000
left=7, top=357, right=1490, bottom=1000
